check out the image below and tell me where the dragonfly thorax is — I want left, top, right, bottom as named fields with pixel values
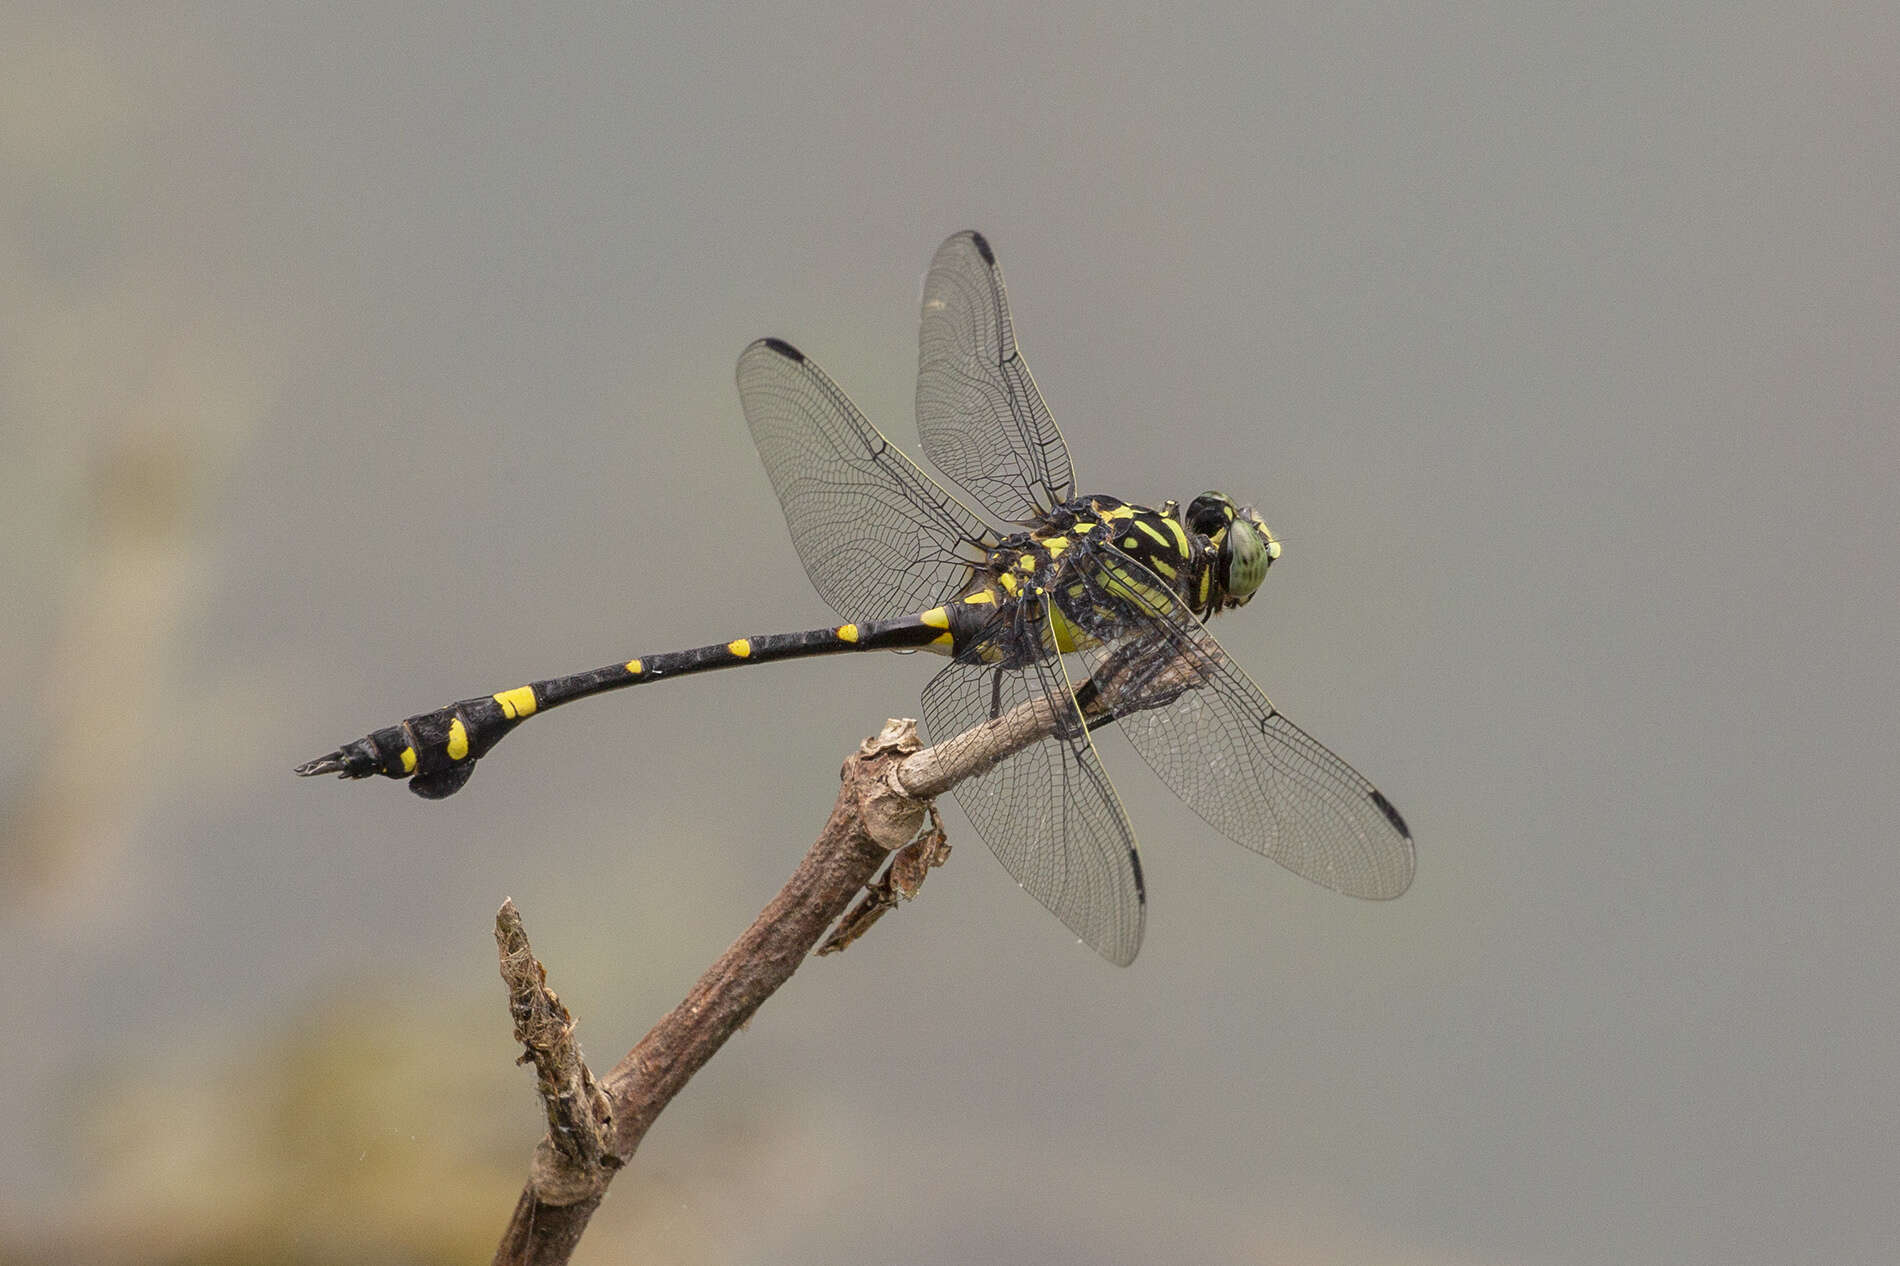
left=977, top=491, right=1279, bottom=620
left=984, top=495, right=1194, bottom=592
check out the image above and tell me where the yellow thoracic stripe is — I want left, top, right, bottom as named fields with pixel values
left=728, top=638, right=752, bottom=658
left=1096, top=557, right=1170, bottom=612
left=1165, top=516, right=1190, bottom=554
left=446, top=717, right=470, bottom=761
left=1134, top=518, right=1171, bottom=546
left=493, top=685, right=538, bottom=720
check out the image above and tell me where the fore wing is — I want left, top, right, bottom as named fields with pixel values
left=915, top=231, right=1076, bottom=523
left=1065, top=548, right=1416, bottom=900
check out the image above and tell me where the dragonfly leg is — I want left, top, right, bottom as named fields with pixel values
left=1070, top=634, right=1210, bottom=736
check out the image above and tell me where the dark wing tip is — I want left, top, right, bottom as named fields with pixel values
left=1366, top=787, right=1417, bottom=899
left=1109, top=847, right=1148, bottom=967
left=1368, top=788, right=1411, bottom=842
left=964, top=230, right=996, bottom=264
left=758, top=337, right=805, bottom=362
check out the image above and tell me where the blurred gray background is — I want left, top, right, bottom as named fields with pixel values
left=5, top=4, right=1895, bottom=1263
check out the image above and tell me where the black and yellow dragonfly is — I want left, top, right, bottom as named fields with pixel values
left=298, top=231, right=1413, bottom=964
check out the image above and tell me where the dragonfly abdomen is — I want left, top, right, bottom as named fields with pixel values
left=294, top=614, right=958, bottom=798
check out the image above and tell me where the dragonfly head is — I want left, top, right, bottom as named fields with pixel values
left=1187, top=492, right=1279, bottom=609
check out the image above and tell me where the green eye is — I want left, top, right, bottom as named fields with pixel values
left=1225, top=521, right=1270, bottom=599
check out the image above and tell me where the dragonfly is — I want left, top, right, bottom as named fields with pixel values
left=297, top=231, right=1414, bottom=964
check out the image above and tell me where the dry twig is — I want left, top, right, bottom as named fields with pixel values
left=491, top=668, right=1166, bottom=1264
left=492, top=719, right=934, bottom=1264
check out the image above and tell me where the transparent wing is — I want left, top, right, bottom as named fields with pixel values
left=1064, top=548, right=1416, bottom=900
left=916, top=231, right=1076, bottom=522
left=918, top=597, right=1146, bottom=965
left=737, top=338, right=996, bottom=623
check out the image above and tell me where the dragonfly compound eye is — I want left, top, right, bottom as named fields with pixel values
left=1222, top=518, right=1271, bottom=603
left=1185, top=491, right=1237, bottom=537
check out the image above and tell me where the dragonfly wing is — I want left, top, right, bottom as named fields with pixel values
left=738, top=338, right=996, bottom=623
left=916, top=231, right=1077, bottom=523
left=1066, top=549, right=1416, bottom=900
left=918, top=597, right=1146, bottom=965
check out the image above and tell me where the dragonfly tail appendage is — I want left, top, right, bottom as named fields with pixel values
left=295, top=691, right=534, bottom=798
